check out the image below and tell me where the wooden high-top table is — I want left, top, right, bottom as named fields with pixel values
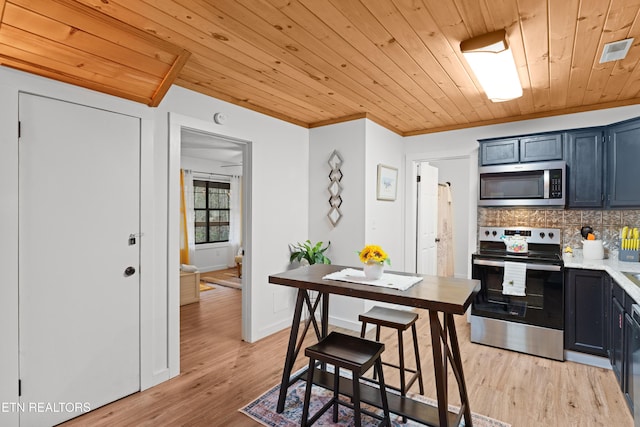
left=269, top=264, right=480, bottom=427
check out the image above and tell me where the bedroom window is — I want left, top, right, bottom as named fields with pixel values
left=193, top=180, right=230, bottom=244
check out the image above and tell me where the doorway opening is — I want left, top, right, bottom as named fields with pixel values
left=168, top=113, right=252, bottom=377
left=181, top=127, right=244, bottom=285
left=404, top=155, right=474, bottom=280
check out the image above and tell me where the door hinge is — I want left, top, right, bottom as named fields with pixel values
left=416, top=175, right=421, bottom=183
left=18, top=121, right=21, bottom=139
left=18, top=379, right=21, bottom=397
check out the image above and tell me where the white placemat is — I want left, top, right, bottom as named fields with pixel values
left=322, top=268, right=422, bottom=291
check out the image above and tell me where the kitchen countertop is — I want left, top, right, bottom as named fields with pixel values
left=564, top=250, right=640, bottom=304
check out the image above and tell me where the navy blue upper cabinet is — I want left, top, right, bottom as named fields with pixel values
left=520, top=134, right=564, bottom=163
left=607, top=118, right=640, bottom=208
left=566, top=128, right=605, bottom=208
left=479, top=133, right=562, bottom=165
left=480, top=138, right=519, bottom=165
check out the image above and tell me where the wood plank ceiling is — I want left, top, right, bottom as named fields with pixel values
left=1, top=0, right=640, bottom=135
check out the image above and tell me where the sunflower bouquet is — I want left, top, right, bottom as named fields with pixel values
left=357, top=244, right=391, bottom=266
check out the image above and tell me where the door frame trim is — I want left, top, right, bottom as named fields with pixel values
left=404, top=153, right=477, bottom=278
left=167, top=112, right=252, bottom=377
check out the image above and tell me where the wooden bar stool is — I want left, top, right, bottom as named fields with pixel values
left=359, top=306, right=425, bottom=398
left=301, top=332, right=391, bottom=427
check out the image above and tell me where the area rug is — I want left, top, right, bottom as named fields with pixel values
left=199, top=282, right=215, bottom=292
left=201, top=275, right=242, bottom=290
left=239, top=379, right=510, bottom=427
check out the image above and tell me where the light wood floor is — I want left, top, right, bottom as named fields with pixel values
left=61, top=285, right=633, bottom=427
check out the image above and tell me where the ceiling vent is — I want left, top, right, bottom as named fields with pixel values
left=600, top=38, right=634, bottom=63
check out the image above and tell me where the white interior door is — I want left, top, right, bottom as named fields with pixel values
left=18, top=94, right=140, bottom=426
left=417, top=162, right=438, bottom=275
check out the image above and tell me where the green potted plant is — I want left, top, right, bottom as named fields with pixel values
left=289, top=240, right=331, bottom=265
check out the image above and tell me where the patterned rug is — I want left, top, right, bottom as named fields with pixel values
left=239, top=379, right=510, bottom=427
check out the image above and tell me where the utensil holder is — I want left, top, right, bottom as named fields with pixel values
left=619, top=249, right=640, bottom=263
left=583, top=240, right=604, bottom=260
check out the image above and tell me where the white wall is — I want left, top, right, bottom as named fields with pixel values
left=309, top=119, right=366, bottom=265
left=309, top=119, right=404, bottom=330
left=309, top=120, right=366, bottom=329
left=191, top=244, right=231, bottom=272
left=362, top=121, right=406, bottom=315
left=364, top=120, right=405, bottom=266
left=0, top=71, right=20, bottom=427
left=181, top=156, right=236, bottom=176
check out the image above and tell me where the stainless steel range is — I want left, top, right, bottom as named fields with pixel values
left=470, top=226, right=564, bottom=361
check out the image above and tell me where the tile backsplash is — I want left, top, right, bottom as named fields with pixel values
left=478, top=208, right=640, bottom=251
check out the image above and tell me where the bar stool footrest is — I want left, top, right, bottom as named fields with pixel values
left=302, top=332, right=391, bottom=426
left=313, top=369, right=461, bottom=426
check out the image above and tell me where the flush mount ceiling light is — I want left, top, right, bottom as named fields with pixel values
left=600, top=38, right=634, bottom=63
left=460, top=29, right=523, bottom=102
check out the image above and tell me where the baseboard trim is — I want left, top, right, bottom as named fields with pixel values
left=328, top=315, right=361, bottom=332
left=564, top=350, right=612, bottom=369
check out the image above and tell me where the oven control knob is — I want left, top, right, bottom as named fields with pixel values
left=540, top=232, right=545, bottom=238
left=492, top=230, right=497, bottom=236
left=485, top=230, right=490, bottom=236
left=549, top=232, right=554, bottom=239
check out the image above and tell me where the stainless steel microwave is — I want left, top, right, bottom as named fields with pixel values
left=478, top=160, right=566, bottom=206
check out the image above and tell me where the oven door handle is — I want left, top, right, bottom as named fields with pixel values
left=473, top=258, right=562, bottom=272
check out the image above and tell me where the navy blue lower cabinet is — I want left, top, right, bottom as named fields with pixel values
left=612, top=294, right=625, bottom=386
left=564, top=269, right=610, bottom=357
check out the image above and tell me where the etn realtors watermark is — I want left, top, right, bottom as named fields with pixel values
left=1, top=401, right=91, bottom=413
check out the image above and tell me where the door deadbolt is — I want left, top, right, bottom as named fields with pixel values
left=124, top=266, right=136, bottom=277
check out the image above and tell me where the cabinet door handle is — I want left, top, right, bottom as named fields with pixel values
left=620, top=313, right=623, bottom=329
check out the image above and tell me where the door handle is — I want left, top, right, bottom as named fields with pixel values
left=472, top=258, right=561, bottom=272
left=124, top=266, right=136, bottom=277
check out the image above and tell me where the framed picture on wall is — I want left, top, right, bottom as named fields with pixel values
left=376, top=164, right=398, bottom=201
